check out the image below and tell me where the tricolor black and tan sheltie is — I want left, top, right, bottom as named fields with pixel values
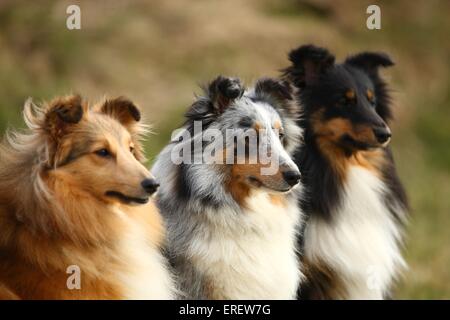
left=153, top=76, right=304, bottom=299
left=0, top=95, right=175, bottom=299
left=283, top=45, right=409, bottom=299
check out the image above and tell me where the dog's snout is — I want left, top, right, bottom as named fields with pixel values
left=141, top=178, right=159, bottom=195
left=282, top=170, right=301, bottom=187
left=373, top=126, right=392, bottom=144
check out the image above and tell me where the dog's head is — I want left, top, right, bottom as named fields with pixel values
left=283, top=44, right=394, bottom=154
left=27, top=95, right=157, bottom=205
left=185, top=76, right=302, bottom=196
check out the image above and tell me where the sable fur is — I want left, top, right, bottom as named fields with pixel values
left=0, top=95, right=175, bottom=299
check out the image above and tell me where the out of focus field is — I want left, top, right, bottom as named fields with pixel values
left=0, top=0, right=448, bottom=299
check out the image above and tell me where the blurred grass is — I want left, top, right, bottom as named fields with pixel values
left=0, top=0, right=449, bottom=299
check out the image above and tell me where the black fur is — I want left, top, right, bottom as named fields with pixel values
left=253, top=78, right=300, bottom=119
left=282, top=44, right=408, bottom=299
left=283, top=44, right=407, bottom=220
left=184, top=76, right=245, bottom=134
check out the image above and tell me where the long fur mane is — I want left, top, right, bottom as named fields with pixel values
left=0, top=97, right=148, bottom=263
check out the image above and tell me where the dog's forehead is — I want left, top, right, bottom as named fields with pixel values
left=333, top=64, right=374, bottom=91
left=236, top=96, right=280, bottom=123
left=85, top=111, right=131, bottom=141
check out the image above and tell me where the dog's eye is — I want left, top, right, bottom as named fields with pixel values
left=95, top=148, right=111, bottom=157
left=130, top=146, right=135, bottom=153
left=366, top=89, right=376, bottom=106
left=279, top=131, right=285, bottom=141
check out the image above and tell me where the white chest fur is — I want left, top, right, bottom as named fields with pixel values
left=188, top=191, right=302, bottom=299
left=115, top=211, right=175, bottom=300
left=304, top=166, right=405, bottom=299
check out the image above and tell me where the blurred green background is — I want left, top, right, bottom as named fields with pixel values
left=0, top=0, right=448, bottom=299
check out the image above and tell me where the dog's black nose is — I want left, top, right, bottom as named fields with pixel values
left=373, top=126, right=392, bottom=144
left=282, top=170, right=301, bottom=187
left=141, top=178, right=159, bottom=195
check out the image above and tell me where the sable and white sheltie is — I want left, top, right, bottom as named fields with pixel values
left=0, top=95, right=175, bottom=299
left=283, top=45, right=409, bottom=299
left=152, top=76, right=304, bottom=299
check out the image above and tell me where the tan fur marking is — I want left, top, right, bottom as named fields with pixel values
left=345, top=90, right=355, bottom=100
left=227, top=165, right=252, bottom=207
left=269, top=194, right=287, bottom=207
left=202, top=276, right=224, bottom=300
left=350, top=149, right=387, bottom=177
left=253, top=121, right=264, bottom=132
left=227, top=162, right=287, bottom=207
left=302, top=258, right=349, bottom=299
left=353, top=124, right=377, bottom=144
left=312, top=109, right=386, bottom=179
left=273, top=120, right=282, bottom=130
left=366, top=89, right=374, bottom=101
left=312, top=110, right=351, bottom=179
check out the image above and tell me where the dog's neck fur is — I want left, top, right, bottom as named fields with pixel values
left=0, top=143, right=116, bottom=247
left=298, top=128, right=407, bottom=299
left=0, top=138, right=174, bottom=299
left=154, top=145, right=303, bottom=299
left=189, top=188, right=302, bottom=299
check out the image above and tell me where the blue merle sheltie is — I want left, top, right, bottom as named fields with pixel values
left=282, top=45, right=409, bottom=299
left=152, top=76, right=304, bottom=299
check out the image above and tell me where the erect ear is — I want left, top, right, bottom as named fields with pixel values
left=100, top=96, right=141, bottom=127
left=345, top=52, right=394, bottom=76
left=284, top=44, right=335, bottom=87
left=207, top=76, right=245, bottom=114
left=254, top=78, right=299, bottom=118
left=255, top=78, right=293, bottom=101
left=44, top=95, right=84, bottom=140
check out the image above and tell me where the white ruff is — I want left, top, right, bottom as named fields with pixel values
left=304, top=166, right=406, bottom=299
left=115, top=210, right=175, bottom=300
left=187, top=190, right=303, bottom=299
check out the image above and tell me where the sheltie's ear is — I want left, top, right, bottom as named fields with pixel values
left=254, top=78, right=299, bottom=118
left=283, top=44, right=335, bottom=87
left=44, top=95, right=84, bottom=140
left=346, top=52, right=395, bottom=122
left=37, top=95, right=85, bottom=167
left=207, top=76, right=244, bottom=114
left=185, top=76, right=244, bottom=126
left=345, top=52, right=394, bottom=76
left=100, top=97, right=146, bottom=162
left=100, top=96, right=141, bottom=129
